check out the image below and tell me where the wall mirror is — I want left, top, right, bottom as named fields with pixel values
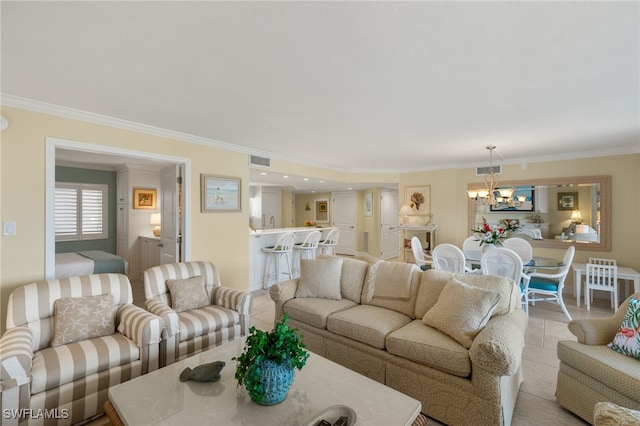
left=468, top=175, right=610, bottom=251
left=315, top=199, right=329, bottom=223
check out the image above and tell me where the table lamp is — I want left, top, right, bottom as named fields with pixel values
left=399, top=204, right=413, bottom=225
left=150, top=213, right=161, bottom=237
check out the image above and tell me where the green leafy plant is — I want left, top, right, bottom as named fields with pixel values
left=232, top=315, right=309, bottom=403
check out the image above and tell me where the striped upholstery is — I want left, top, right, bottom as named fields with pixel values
left=0, top=274, right=163, bottom=425
left=143, top=261, right=252, bottom=366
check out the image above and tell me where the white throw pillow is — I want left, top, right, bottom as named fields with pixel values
left=296, top=257, right=344, bottom=300
left=422, top=278, right=502, bottom=348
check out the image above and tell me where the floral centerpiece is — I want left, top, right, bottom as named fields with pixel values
left=471, top=217, right=507, bottom=247
left=500, top=218, right=520, bottom=233
left=303, top=220, right=317, bottom=227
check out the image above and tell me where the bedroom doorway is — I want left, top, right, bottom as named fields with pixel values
left=46, top=138, right=191, bottom=279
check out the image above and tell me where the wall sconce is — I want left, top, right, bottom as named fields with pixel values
left=305, top=202, right=311, bottom=211
left=150, top=213, right=161, bottom=237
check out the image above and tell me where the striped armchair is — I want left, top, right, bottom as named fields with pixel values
left=0, top=274, right=163, bottom=426
left=144, top=261, right=252, bottom=366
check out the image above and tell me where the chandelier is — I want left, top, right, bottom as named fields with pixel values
left=468, top=145, right=503, bottom=206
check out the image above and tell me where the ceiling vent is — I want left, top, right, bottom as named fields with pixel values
left=249, top=154, right=271, bottom=168
left=476, top=165, right=501, bottom=176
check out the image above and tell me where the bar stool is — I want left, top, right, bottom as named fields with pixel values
left=292, top=230, right=321, bottom=277
left=318, top=228, right=340, bottom=255
left=262, top=232, right=296, bottom=289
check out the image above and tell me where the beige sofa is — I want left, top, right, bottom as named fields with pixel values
left=556, top=292, right=640, bottom=424
left=270, top=256, right=528, bottom=426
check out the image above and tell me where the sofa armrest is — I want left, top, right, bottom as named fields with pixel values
left=0, top=327, right=34, bottom=415
left=145, top=298, right=180, bottom=337
left=213, top=286, right=252, bottom=335
left=269, top=279, right=300, bottom=321
left=469, top=309, right=528, bottom=377
left=117, top=304, right=164, bottom=346
left=568, top=317, right=621, bottom=345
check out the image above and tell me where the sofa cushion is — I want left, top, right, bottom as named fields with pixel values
left=361, top=261, right=421, bottom=318
left=166, top=276, right=210, bottom=313
left=178, top=304, right=239, bottom=342
left=386, top=320, right=471, bottom=377
left=558, top=340, right=640, bottom=400
left=327, top=305, right=412, bottom=349
left=422, top=278, right=502, bottom=349
left=31, top=333, right=140, bottom=394
left=339, top=257, right=369, bottom=304
left=608, top=297, right=640, bottom=360
left=296, top=257, right=344, bottom=300
left=415, top=270, right=517, bottom=319
left=52, top=293, right=116, bottom=347
left=284, top=298, right=357, bottom=329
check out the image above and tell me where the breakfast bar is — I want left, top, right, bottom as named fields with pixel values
left=249, top=227, right=337, bottom=291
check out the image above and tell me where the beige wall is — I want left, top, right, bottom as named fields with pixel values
left=2, top=104, right=639, bottom=332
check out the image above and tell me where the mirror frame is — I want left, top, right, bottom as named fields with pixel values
left=468, top=175, right=611, bottom=251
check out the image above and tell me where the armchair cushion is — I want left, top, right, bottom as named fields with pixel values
left=166, top=276, right=209, bottom=313
left=608, top=297, right=640, bottom=360
left=422, top=278, right=502, bottom=349
left=177, top=305, right=239, bottom=342
left=52, top=293, right=116, bottom=347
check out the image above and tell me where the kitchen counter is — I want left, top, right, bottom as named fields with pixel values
left=249, top=227, right=336, bottom=291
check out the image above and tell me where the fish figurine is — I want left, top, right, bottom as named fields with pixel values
left=179, top=361, right=226, bottom=382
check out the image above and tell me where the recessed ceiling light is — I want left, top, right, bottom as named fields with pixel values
left=319, top=181, right=325, bottom=183
left=283, top=175, right=289, bottom=178
left=260, top=172, right=267, bottom=176
left=303, top=178, right=309, bottom=181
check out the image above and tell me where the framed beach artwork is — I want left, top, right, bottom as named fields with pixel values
left=133, top=188, right=157, bottom=210
left=201, top=174, right=241, bottom=212
left=405, top=185, right=431, bottom=216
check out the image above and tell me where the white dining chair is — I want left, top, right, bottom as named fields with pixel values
left=503, top=237, right=533, bottom=265
left=585, top=258, right=618, bottom=311
left=524, top=246, right=575, bottom=321
left=462, top=236, right=482, bottom=272
left=481, top=247, right=524, bottom=285
left=411, top=236, right=431, bottom=269
left=432, top=244, right=466, bottom=273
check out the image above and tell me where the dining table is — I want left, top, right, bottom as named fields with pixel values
left=465, top=251, right=564, bottom=271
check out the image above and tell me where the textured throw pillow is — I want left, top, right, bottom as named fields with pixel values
left=295, top=257, right=344, bottom=300
left=166, top=276, right=210, bottom=313
left=52, top=293, right=116, bottom=347
left=422, top=278, right=502, bottom=348
left=608, top=297, right=640, bottom=360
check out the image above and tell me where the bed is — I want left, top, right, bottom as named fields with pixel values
left=55, top=250, right=128, bottom=278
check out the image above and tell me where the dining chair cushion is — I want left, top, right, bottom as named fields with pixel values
left=528, top=277, right=560, bottom=292
left=296, top=257, right=344, bottom=300
left=52, top=293, right=116, bottom=346
left=608, top=297, right=640, bottom=360
left=166, top=275, right=210, bottom=313
left=422, top=278, right=502, bottom=348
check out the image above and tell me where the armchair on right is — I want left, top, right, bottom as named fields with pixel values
left=144, top=261, right=252, bottom=366
left=556, top=292, right=640, bottom=424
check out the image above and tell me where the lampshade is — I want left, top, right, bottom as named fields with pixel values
left=399, top=205, right=413, bottom=216
left=150, top=213, right=161, bottom=237
left=570, top=210, right=582, bottom=223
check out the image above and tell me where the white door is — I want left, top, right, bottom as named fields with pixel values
left=160, top=165, right=181, bottom=264
left=380, top=189, right=399, bottom=259
left=332, top=191, right=356, bottom=255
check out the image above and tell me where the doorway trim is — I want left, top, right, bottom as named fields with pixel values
left=45, top=137, right=191, bottom=278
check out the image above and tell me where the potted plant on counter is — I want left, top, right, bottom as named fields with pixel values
left=233, top=315, right=309, bottom=405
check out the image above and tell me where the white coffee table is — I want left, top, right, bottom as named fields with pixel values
left=108, top=338, right=421, bottom=425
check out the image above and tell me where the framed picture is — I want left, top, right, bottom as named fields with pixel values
left=558, top=192, right=578, bottom=211
left=133, top=188, right=157, bottom=210
left=405, top=185, right=431, bottom=216
left=201, top=174, right=241, bottom=212
left=315, top=199, right=329, bottom=223
left=364, top=192, right=373, bottom=217
left=490, top=186, right=535, bottom=211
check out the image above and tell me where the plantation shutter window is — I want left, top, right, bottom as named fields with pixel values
left=55, top=182, right=108, bottom=241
